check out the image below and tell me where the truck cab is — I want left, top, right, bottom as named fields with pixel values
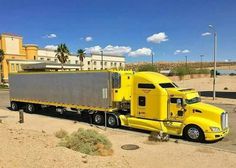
left=119, top=71, right=229, bottom=142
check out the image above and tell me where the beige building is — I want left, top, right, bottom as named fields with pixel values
left=0, top=33, right=125, bottom=83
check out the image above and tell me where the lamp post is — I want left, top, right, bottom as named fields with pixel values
left=100, top=50, right=104, bottom=70
left=151, top=52, right=154, bottom=66
left=185, top=55, right=188, bottom=70
left=209, top=25, right=217, bottom=100
left=200, top=55, right=204, bottom=69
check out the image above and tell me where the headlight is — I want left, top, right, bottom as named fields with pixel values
left=210, top=127, right=220, bottom=132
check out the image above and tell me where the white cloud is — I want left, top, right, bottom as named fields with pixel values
left=182, top=49, right=190, bottom=53
left=201, top=32, right=211, bottom=36
left=43, top=33, right=57, bottom=39
left=174, top=49, right=190, bottom=55
left=44, top=45, right=58, bottom=50
left=147, top=32, right=168, bottom=43
left=128, top=48, right=152, bottom=57
left=103, top=45, right=131, bottom=55
left=85, top=45, right=131, bottom=55
left=85, top=36, right=93, bottom=42
left=85, top=45, right=102, bottom=53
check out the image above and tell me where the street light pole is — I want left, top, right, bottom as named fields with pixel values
left=101, top=50, right=104, bottom=70
left=209, top=25, right=217, bottom=100
left=185, top=55, right=188, bottom=70
left=200, top=55, right=204, bottom=69
left=151, top=52, right=154, bottom=66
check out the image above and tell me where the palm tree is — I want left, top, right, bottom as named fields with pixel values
left=0, top=49, right=5, bottom=83
left=55, top=44, right=70, bottom=70
left=77, top=49, right=85, bottom=70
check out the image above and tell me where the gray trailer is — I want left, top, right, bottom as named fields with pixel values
left=9, top=71, right=122, bottom=127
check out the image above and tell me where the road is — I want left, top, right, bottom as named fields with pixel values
left=1, top=90, right=236, bottom=153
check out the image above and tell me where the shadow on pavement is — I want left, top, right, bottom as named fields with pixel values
left=200, top=91, right=236, bottom=99
left=6, top=106, right=221, bottom=144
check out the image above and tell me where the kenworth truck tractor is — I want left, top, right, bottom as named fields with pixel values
left=9, top=70, right=229, bottom=142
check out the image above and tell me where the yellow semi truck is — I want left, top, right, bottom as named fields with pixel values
left=9, top=70, right=229, bottom=142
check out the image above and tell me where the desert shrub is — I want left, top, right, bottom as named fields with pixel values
left=59, top=128, right=112, bottom=156
left=137, top=64, right=158, bottom=72
left=0, top=84, right=8, bottom=89
left=229, top=73, right=236, bottom=76
left=172, top=66, right=210, bottom=76
left=196, top=69, right=210, bottom=74
left=54, top=129, right=68, bottom=139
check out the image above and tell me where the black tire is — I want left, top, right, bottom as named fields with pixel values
left=93, top=112, right=105, bottom=125
left=10, top=102, right=19, bottom=111
left=107, top=114, right=119, bottom=128
left=184, top=125, right=205, bottom=142
left=25, top=104, right=37, bottom=113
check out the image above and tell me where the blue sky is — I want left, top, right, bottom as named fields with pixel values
left=0, top=0, right=235, bottom=62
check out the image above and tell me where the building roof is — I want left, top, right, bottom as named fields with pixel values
left=21, top=63, right=81, bottom=70
left=1, top=33, right=22, bottom=37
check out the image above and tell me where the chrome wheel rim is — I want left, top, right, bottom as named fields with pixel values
left=108, top=116, right=116, bottom=126
left=28, top=105, right=33, bottom=112
left=94, top=114, right=102, bottom=124
left=187, top=127, right=200, bottom=140
left=11, top=103, right=16, bottom=110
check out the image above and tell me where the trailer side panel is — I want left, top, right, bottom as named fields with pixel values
left=9, top=72, right=112, bottom=108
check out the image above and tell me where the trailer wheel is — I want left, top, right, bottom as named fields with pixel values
left=26, top=104, right=37, bottom=113
left=93, top=112, right=105, bottom=125
left=10, top=102, right=19, bottom=111
left=184, top=125, right=205, bottom=142
left=107, top=114, right=119, bottom=128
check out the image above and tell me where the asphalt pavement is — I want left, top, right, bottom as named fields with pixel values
left=1, top=90, right=236, bottom=153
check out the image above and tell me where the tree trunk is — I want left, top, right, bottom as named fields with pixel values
left=61, top=64, right=64, bottom=71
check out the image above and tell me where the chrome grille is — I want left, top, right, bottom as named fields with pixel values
left=221, top=112, right=229, bottom=130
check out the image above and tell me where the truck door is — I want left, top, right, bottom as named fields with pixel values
left=169, top=97, right=185, bottom=121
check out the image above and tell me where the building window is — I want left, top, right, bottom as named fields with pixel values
left=120, top=63, right=122, bottom=67
left=34, top=56, right=36, bottom=60
left=54, top=59, right=57, bottom=62
left=47, top=58, right=51, bottom=61
left=111, top=62, right=113, bottom=66
left=105, top=62, right=107, bottom=66
left=40, top=58, right=44, bottom=61
left=67, top=60, right=71, bottom=64
left=75, top=60, right=79, bottom=64
left=11, top=64, right=15, bottom=72
left=114, top=62, right=117, bottom=66
left=88, top=61, right=90, bottom=65
left=88, top=68, right=90, bottom=70
left=16, top=64, right=19, bottom=71
left=94, top=68, right=96, bottom=70
left=94, top=61, right=96, bottom=65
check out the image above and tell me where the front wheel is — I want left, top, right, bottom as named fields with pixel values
left=184, top=125, right=205, bottom=142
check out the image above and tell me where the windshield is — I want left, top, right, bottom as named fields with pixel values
left=159, top=83, right=177, bottom=88
left=185, top=97, right=201, bottom=104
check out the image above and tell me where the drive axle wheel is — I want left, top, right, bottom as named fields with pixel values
left=93, top=112, right=105, bottom=125
left=107, top=114, right=119, bottom=128
left=11, top=102, right=19, bottom=111
left=184, top=125, right=204, bottom=142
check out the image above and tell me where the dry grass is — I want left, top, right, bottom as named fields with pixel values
left=59, top=128, right=113, bottom=156
left=54, top=129, right=68, bottom=139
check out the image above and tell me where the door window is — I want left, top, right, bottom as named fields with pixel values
left=138, top=96, right=146, bottom=106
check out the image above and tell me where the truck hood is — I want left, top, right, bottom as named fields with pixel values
left=189, top=102, right=224, bottom=114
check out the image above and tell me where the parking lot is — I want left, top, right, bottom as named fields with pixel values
left=1, top=90, right=236, bottom=153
